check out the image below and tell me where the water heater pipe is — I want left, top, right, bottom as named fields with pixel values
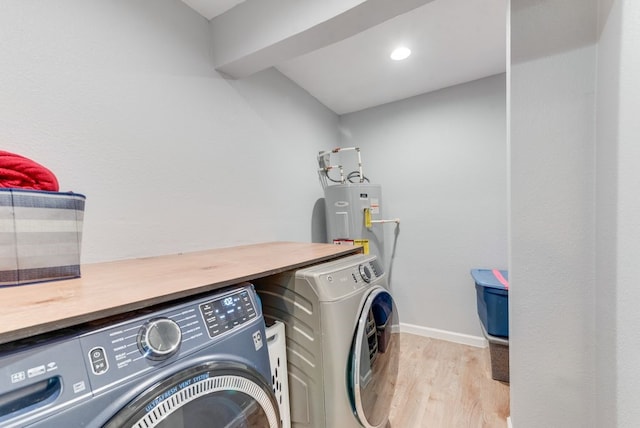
left=364, top=208, right=400, bottom=229
left=331, top=147, right=364, bottom=183
left=317, top=162, right=345, bottom=187
left=317, top=147, right=365, bottom=187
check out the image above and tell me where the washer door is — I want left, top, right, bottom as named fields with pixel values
left=103, top=362, right=280, bottom=428
left=349, top=287, right=399, bottom=428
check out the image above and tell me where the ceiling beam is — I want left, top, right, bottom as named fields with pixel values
left=210, top=0, right=435, bottom=78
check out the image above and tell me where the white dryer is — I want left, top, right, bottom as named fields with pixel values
left=254, top=254, right=399, bottom=428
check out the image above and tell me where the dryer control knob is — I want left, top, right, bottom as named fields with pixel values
left=359, top=264, right=372, bottom=283
left=138, top=317, right=182, bottom=361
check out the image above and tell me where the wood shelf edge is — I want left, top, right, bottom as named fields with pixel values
left=0, top=242, right=361, bottom=345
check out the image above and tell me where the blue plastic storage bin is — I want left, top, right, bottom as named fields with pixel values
left=471, top=269, right=509, bottom=338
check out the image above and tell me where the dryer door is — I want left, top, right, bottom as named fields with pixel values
left=349, top=287, right=399, bottom=428
left=103, top=361, right=280, bottom=428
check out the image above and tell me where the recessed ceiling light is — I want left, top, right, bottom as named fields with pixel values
left=390, top=46, right=411, bottom=61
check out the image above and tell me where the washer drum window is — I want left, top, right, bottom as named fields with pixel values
left=103, top=362, right=280, bottom=428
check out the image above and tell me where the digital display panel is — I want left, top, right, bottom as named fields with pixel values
left=199, top=290, right=256, bottom=338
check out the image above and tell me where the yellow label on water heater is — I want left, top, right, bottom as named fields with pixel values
left=363, top=208, right=372, bottom=228
left=354, top=239, right=370, bottom=254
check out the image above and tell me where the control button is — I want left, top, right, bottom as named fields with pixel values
left=138, top=318, right=182, bottom=361
left=359, top=264, right=372, bottom=283
left=89, top=347, right=109, bottom=375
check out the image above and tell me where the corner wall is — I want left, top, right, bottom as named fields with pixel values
left=339, top=74, right=508, bottom=337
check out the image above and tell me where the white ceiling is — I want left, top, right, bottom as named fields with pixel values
left=276, top=0, right=507, bottom=114
left=182, top=0, right=507, bottom=115
left=181, top=0, right=245, bottom=20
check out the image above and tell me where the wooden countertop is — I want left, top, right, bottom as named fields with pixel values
left=0, top=242, right=360, bottom=345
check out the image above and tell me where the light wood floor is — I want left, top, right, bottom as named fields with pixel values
left=389, top=333, right=510, bottom=428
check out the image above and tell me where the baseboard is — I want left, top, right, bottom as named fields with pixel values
left=507, top=416, right=512, bottom=428
left=400, top=322, right=488, bottom=348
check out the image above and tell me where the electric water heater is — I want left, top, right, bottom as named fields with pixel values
left=317, top=147, right=399, bottom=265
left=324, top=182, right=385, bottom=263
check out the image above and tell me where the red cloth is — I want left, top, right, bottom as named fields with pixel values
left=0, top=151, right=59, bottom=192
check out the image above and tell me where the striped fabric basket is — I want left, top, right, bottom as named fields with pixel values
left=0, top=189, right=85, bottom=287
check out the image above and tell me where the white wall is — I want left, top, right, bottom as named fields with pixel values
left=595, top=0, right=621, bottom=425
left=0, top=0, right=339, bottom=263
left=339, top=74, right=507, bottom=337
left=510, top=0, right=597, bottom=426
left=598, top=0, right=640, bottom=425
left=615, top=0, right=640, bottom=421
left=511, top=0, right=640, bottom=426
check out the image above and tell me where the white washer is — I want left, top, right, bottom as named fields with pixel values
left=254, top=254, right=399, bottom=428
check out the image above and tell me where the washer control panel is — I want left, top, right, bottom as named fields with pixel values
left=200, top=289, right=257, bottom=339
left=78, top=284, right=260, bottom=392
left=310, top=255, right=387, bottom=301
